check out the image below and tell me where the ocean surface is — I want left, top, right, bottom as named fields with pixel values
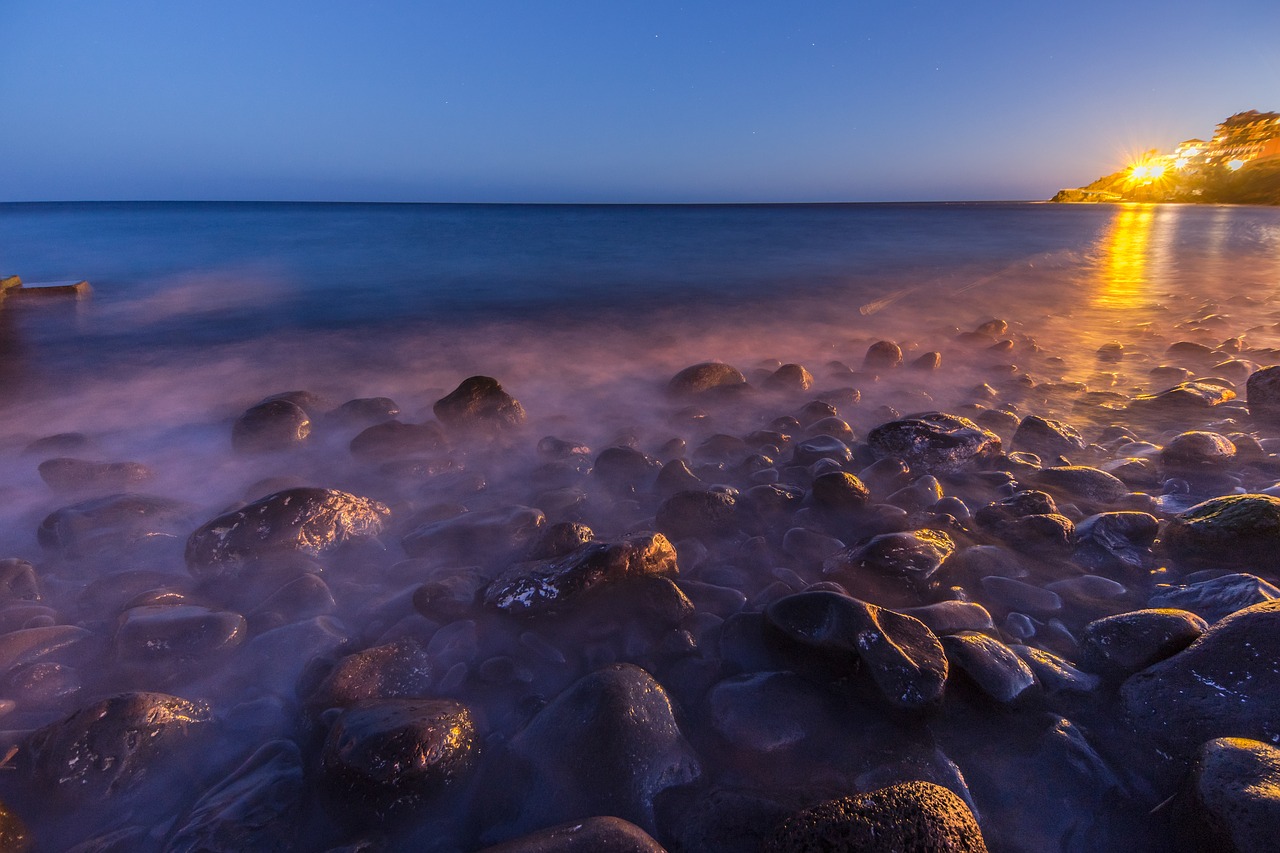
left=2, top=201, right=1280, bottom=851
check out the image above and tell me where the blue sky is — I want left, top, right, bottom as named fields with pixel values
left=2, top=1, right=1277, bottom=202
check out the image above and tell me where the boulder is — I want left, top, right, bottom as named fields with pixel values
left=941, top=631, right=1036, bottom=704
left=433, top=376, right=527, bottom=434
left=306, top=639, right=434, bottom=714
left=185, top=488, right=389, bottom=578
left=1162, top=494, right=1280, bottom=573
left=666, top=362, right=747, bottom=397
left=23, top=692, right=211, bottom=795
left=475, top=817, right=667, bottom=853
left=1032, top=466, right=1129, bottom=505
left=866, top=413, right=1001, bottom=474
left=1012, top=415, right=1085, bottom=460
left=863, top=340, right=903, bottom=371
left=321, top=699, right=478, bottom=817
left=38, top=494, right=191, bottom=557
left=1129, top=382, right=1236, bottom=414
left=1173, top=737, right=1280, bottom=853
left=500, top=663, right=701, bottom=838
left=1080, top=609, right=1207, bottom=675
left=824, top=529, right=956, bottom=596
left=37, top=458, right=153, bottom=493
left=764, top=591, right=948, bottom=710
left=655, top=490, right=739, bottom=541
left=485, top=532, right=678, bottom=615
left=349, top=420, right=445, bottom=461
left=1121, top=600, right=1280, bottom=754
left=764, top=780, right=988, bottom=853
left=1148, top=573, right=1280, bottom=623
left=231, top=399, right=311, bottom=453
left=401, top=506, right=544, bottom=563
left=1246, top=365, right=1280, bottom=426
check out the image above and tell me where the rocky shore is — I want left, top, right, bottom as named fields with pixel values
left=2, top=307, right=1280, bottom=852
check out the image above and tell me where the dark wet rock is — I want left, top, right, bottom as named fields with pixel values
left=1148, top=573, right=1280, bottom=623
left=941, top=631, right=1036, bottom=704
left=857, top=457, right=912, bottom=494
left=37, top=458, right=153, bottom=493
left=475, top=817, right=667, bottom=853
left=824, top=529, right=956, bottom=595
left=765, top=363, right=814, bottom=392
left=1130, top=382, right=1236, bottom=413
left=526, top=521, right=595, bottom=561
left=485, top=532, right=678, bottom=615
left=1010, top=645, right=1101, bottom=695
left=349, top=420, right=446, bottom=461
left=791, top=435, right=852, bottom=466
left=863, top=340, right=903, bottom=371
left=707, top=671, right=835, bottom=753
left=321, top=699, right=478, bottom=817
left=594, top=446, right=662, bottom=494
left=115, top=604, right=247, bottom=664
left=402, top=506, right=543, bottom=563
left=165, top=739, right=304, bottom=853
left=331, top=396, right=401, bottom=425
left=22, top=692, right=211, bottom=795
left=232, top=399, right=311, bottom=453
left=0, top=558, right=40, bottom=603
left=866, top=413, right=1002, bottom=474
left=0, top=802, right=29, bottom=853
left=764, top=591, right=948, bottom=710
left=975, top=489, right=1057, bottom=521
left=499, top=663, right=701, bottom=839
left=656, top=459, right=704, bottom=496
left=763, top=780, right=988, bottom=853
left=186, top=488, right=389, bottom=578
left=655, top=489, right=738, bottom=541
left=1173, top=737, right=1280, bottom=853
left=741, top=483, right=805, bottom=530
left=798, top=400, right=838, bottom=425
left=306, top=639, right=434, bottom=713
left=1073, top=511, right=1159, bottom=574
left=1246, top=365, right=1280, bottom=426
left=38, top=494, right=191, bottom=557
left=810, top=471, right=871, bottom=511
left=979, top=576, right=1062, bottom=615
left=982, top=512, right=1075, bottom=558
left=433, top=376, right=527, bottom=434
left=1167, top=340, right=1217, bottom=360
left=1122, top=600, right=1280, bottom=754
left=911, top=351, right=942, bottom=371
left=1012, top=415, right=1085, bottom=459
left=1032, top=466, right=1128, bottom=505
left=1163, top=494, right=1280, bottom=572
left=901, top=600, right=994, bottom=635
left=666, top=362, right=747, bottom=397
left=1096, top=341, right=1125, bottom=363
left=1080, top=608, right=1207, bottom=675
left=1161, top=431, right=1237, bottom=471
left=242, top=617, right=349, bottom=695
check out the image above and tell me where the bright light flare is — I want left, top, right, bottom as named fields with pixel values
left=1227, top=159, right=1246, bottom=171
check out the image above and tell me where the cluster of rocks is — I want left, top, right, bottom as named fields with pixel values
left=5, top=322, right=1280, bottom=851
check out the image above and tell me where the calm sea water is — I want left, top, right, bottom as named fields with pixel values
left=2, top=201, right=1273, bottom=346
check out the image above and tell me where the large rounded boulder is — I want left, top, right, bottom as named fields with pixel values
left=1162, top=494, right=1280, bottom=573
left=866, top=413, right=1001, bottom=474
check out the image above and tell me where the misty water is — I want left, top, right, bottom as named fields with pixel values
left=1, top=201, right=1280, bottom=851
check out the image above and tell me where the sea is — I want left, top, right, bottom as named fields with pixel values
left=2, top=200, right=1280, bottom=850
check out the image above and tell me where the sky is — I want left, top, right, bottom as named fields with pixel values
left=2, top=1, right=1277, bottom=203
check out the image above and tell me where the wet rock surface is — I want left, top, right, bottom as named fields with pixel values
left=9, top=307, right=1280, bottom=851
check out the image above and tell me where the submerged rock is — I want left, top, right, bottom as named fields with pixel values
left=433, top=376, right=527, bottom=434
left=401, top=506, right=544, bottom=563
left=349, top=420, right=446, bottom=461
left=764, top=780, right=988, bottom=853
left=1246, top=365, right=1280, bottom=426
left=499, top=663, right=701, bottom=838
left=1080, top=609, right=1207, bottom=675
left=485, top=532, right=678, bottom=615
left=185, top=488, right=389, bottom=578
left=38, top=494, right=191, bottom=557
left=166, top=739, right=304, bottom=853
left=37, top=458, right=153, bottom=493
left=866, top=413, right=1001, bottom=474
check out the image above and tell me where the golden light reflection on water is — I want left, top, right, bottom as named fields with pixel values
left=1093, top=204, right=1156, bottom=310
